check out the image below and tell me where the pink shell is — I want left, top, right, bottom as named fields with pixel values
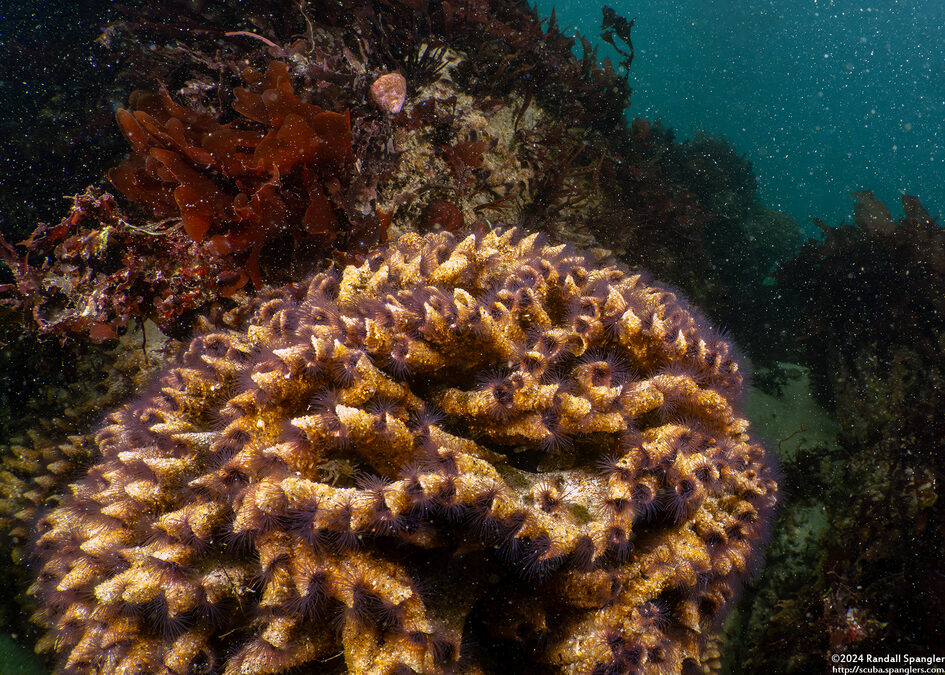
left=370, top=72, right=407, bottom=114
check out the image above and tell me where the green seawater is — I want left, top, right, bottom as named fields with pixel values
left=544, top=0, right=945, bottom=231
left=0, top=634, right=45, bottom=675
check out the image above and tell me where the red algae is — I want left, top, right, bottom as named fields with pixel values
left=109, top=62, right=353, bottom=288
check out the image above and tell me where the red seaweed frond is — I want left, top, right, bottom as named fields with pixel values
left=109, top=61, right=354, bottom=288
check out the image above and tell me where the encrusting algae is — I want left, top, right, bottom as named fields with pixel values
left=29, top=228, right=777, bottom=674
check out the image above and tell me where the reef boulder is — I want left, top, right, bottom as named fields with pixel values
left=30, top=228, right=777, bottom=674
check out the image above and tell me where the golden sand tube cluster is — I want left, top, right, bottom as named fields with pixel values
left=29, top=228, right=777, bottom=674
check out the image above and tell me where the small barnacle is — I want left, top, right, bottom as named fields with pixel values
left=318, top=458, right=359, bottom=486
left=530, top=479, right=565, bottom=514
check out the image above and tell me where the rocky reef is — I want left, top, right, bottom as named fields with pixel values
left=726, top=192, right=945, bottom=671
left=30, top=228, right=777, bottom=674
left=2, top=0, right=942, bottom=669
left=1, top=0, right=773, bottom=346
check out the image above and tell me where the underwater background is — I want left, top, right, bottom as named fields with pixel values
left=541, top=0, right=945, bottom=232
left=0, top=1, right=942, bottom=673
